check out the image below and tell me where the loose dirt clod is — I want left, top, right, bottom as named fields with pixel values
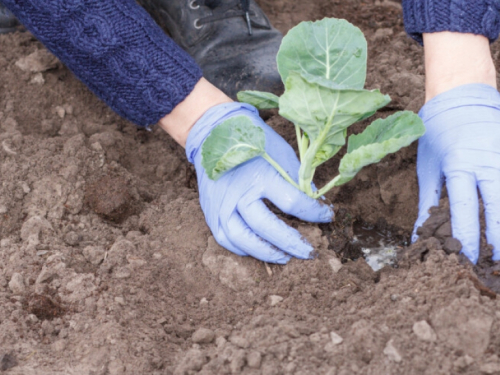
left=413, top=198, right=500, bottom=295
left=8, top=273, right=25, bottom=295
left=15, top=49, right=59, bottom=73
left=85, top=175, right=133, bottom=222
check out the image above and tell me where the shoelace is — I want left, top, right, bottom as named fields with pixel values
left=194, top=0, right=255, bottom=35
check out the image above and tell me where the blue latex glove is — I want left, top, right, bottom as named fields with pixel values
left=186, top=102, right=334, bottom=264
left=414, top=83, right=500, bottom=264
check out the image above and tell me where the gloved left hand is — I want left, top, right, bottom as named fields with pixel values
left=186, top=102, right=334, bottom=264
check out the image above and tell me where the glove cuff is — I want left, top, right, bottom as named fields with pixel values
left=185, top=102, right=259, bottom=163
left=419, top=83, right=500, bottom=122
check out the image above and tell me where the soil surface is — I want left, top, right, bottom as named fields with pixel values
left=1, top=1, right=500, bottom=374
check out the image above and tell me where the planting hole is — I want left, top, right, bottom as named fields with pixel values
left=352, top=221, right=405, bottom=271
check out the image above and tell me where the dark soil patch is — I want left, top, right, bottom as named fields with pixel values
left=0, top=352, right=18, bottom=372
left=24, top=293, right=66, bottom=321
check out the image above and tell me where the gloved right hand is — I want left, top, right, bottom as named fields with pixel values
left=186, top=102, right=334, bottom=264
left=414, top=83, right=500, bottom=263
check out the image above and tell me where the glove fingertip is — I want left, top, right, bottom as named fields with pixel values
left=316, top=203, right=335, bottom=223
left=274, top=255, right=292, bottom=265
left=260, top=250, right=292, bottom=264
left=486, top=232, right=500, bottom=262
left=461, top=246, right=479, bottom=265
left=411, top=211, right=430, bottom=243
left=213, top=232, right=248, bottom=257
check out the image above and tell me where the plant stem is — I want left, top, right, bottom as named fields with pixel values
left=301, top=133, right=309, bottom=158
left=262, top=153, right=301, bottom=191
left=297, top=93, right=340, bottom=199
left=313, top=175, right=341, bottom=198
left=295, top=124, right=304, bottom=161
left=298, top=151, right=313, bottom=194
left=298, top=122, right=331, bottom=197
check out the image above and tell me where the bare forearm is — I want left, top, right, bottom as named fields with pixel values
left=423, top=32, right=497, bottom=102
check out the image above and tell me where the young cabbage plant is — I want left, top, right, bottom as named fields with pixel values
left=201, top=18, right=425, bottom=199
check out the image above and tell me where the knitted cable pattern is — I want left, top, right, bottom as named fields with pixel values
left=2, top=0, right=203, bottom=127
left=403, top=0, right=500, bottom=45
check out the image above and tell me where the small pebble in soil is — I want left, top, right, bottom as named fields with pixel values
left=412, top=320, right=437, bottom=342
left=215, top=336, right=226, bottom=348
left=83, top=246, right=105, bottom=265
left=269, top=295, right=284, bottom=306
left=26, top=314, right=38, bottom=324
left=55, top=106, right=65, bottom=119
left=8, top=273, right=26, bottom=295
left=192, top=328, right=215, bottom=344
left=328, top=257, right=342, bottom=273
left=246, top=351, right=262, bottom=369
left=330, top=331, right=343, bottom=345
left=229, top=335, right=250, bottom=349
left=30, top=73, right=45, bottom=85
left=384, top=339, right=402, bottom=363
left=454, top=355, right=475, bottom=370
left=64, top=231, right=80, bottom=246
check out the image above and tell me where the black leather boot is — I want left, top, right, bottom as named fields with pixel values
left=138, top=0, right=284, bottom=99
left=0, top=3, right=19, bottom=34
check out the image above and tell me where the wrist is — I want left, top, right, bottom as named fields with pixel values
left=158, top=78, right=232, bottom=147
left=423, top=32, right=497, bottom=102
left=185, top=102, right=260, bottom=164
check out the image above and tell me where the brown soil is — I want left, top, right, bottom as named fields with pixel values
left=1, top=1, right=500, bottom=374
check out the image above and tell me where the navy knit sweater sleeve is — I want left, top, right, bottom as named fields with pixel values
left=403, top=0, right=500, bottom=45
left=2, top=0, right=203, bottom=127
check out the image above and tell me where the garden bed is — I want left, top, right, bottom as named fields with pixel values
left=1, top=0, right=499, bottom=374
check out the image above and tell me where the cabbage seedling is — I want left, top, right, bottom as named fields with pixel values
left=202, top=18, right=425, bottom=199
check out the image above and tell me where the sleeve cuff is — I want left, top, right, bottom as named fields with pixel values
left=402, top=0, right=500, bottom=45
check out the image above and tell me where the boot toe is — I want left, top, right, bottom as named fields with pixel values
left=0, top=5, right=20, bottom=34
left=198, top=29, right=284, bottom=99
left=202, top=51, right=283, bottom=99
